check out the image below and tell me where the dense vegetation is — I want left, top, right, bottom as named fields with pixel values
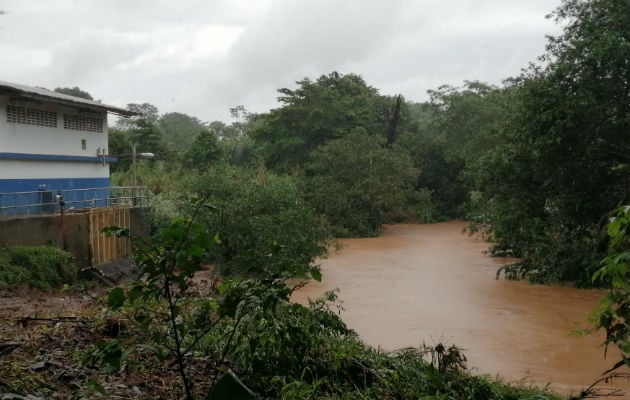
left=469, top=0, right=630, bottom=285
left=104, top=0, right=629, bottom=288
left=10, top=0, right=622, bottom=397
left=86, top=218, right=562, bottom=399
left=0, top=245, right=76, bottom=291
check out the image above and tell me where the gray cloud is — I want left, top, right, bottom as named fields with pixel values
left=228, top=0, right=405, bottom=80
left=0, top=0, right=561, bottom=122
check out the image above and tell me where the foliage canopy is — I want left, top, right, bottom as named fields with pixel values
left=468, top=0, right=630, bottom=284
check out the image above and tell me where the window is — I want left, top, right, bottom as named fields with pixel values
left=63, top=114, right=103, bottom=133
left=6, top=105, right=57, bottom=127
left=81, top=139, right=86, bottom=150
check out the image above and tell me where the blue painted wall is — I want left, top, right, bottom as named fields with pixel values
left=0, top=152, right=117, bottom=163
left=0, top=177, right=109, bottom=193
left=0, top=177, right=110, bottom=216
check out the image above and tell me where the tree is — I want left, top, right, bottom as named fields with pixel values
left=209, top=120, right=239, bottom=141
left=304, top=129, right=418, bottom=237
left=159, top=112, right=208, bottom=150
left=251, top=72, right=387, bottom=171
left=107, top=128, right=131, bottom=173
left=229, top=104, right=249, bottom=137
left=183, top=129, right=221, bottom=170
left=128, top=118, right=163, bottom=154
left=397, top=83, right=511, bottom=219
left=115, top=103, right=160, bottom=130
left=219, top=109, right=261, bottom=167
left=183, top=165, right=332, bottom=278
left=427, top=81, right=507, bottom=164
left=54, top=86, right=94, bottom=100
left=469, top=0, right=630, bottom=284
left=384, top=94, right=404, bottom=146
left=110, top=103, right=167, bottom=160
left=592, top=205, right=630, bottom=380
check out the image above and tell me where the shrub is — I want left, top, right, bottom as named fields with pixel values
left=303, top=130, right=418, bottom=237
left=0, top=245, right=76, bottom=290
left=184, top=164, right=333, bottom=278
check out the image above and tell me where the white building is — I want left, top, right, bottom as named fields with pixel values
left=0, top=81, right=136, bottom=213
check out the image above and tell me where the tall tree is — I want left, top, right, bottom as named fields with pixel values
left=470, top=0, right=630, bottom=284
left=128, top=118, right=163, bottom=154
left=384, top=94, right=403, bottom=146
left=111, top=102, right=168, bottom=161
left=108, top=128, right=131, bottom=173
left=397, top=83, right=511, bottom=218
left=428, top=81, right=507, bottom=163
left=54, top=86, right=94, bottom=100
left=251, top=72, right=387, bottom=171
left=159, top=112, right=207, bottom=150
left=304, top=129, right=418, bottom=237
left=115, top=103, right=159, bottom=130
left=183, top=129, right=221, bottom=170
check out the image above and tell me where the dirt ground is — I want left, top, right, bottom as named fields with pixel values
left=0, top=272, right=219, bottom=399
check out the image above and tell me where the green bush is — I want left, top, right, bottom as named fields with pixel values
left=0, top=245, right=76, bottom=291
left=183, top=164, right=333, bottom=278
left=303, top=129, right=418, bottom=237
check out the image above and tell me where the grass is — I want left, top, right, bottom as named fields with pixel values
left=0, top=245, right=76, bottom=291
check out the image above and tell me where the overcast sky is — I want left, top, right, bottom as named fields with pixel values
left=0, top=0, right=562, bottom=123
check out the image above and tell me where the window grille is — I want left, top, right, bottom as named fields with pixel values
left=64, top=114, right=103, bottom=133
left=6, top=105, right=57, bottom=127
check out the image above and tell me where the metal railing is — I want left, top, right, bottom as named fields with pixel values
left=0, top=186, right=152, bottom=217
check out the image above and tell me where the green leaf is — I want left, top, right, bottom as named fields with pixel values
left=101, top=226, right=130, bottom=237
left=107, top=287, right=126, bottom=310
left=205, top=203, right=220, bottom=214
left=608, top=217, right=622, bottom=238
left=205, top=369, right=255, bottom=400
left=101, top=339, right=123, bottom=371
left=127, top=285, right=145, bottom=304
left=310, top=267, right=322, bottom=282
left=86, top=378, right=108, bottom=396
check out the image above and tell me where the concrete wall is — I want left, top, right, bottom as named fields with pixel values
left=0, top=208, right=150, bottom=268
left=0, top=213, right=91, bottom=266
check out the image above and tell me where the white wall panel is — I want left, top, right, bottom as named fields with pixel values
left=0, top=97, right=109, bottom=157
left=0, top=159, right=110, bottom=179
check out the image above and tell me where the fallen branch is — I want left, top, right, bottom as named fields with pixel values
left=571, top=372, right=630, bottom=399
left=18, top=316, right=92, bottom=328
left=0, top=342, right=22, bottom=356
left=82, top=266, right=118, bottom=287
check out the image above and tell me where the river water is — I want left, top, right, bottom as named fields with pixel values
left=292, top=221, right=629, bottom=397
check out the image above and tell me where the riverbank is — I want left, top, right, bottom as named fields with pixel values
left=293, top=221, right=629, bottom=397
left=1, top=222, right=626, bottom=398
left=1, top=275, right=566, bottom=399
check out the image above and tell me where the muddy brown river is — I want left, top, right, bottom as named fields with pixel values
left=292, top=222, right=630, bottom=397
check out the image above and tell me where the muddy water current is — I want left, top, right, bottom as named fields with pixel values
left=292, top=221, right=629, bottom=397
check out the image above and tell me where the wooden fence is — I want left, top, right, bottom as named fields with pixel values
left=88, top=207, right=132, bottom=266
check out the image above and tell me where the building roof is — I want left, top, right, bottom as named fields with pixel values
left=0, top=80, right=139, bottom=117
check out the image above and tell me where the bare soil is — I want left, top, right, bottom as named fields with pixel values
left=0, top=279, right=217, bottom=400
